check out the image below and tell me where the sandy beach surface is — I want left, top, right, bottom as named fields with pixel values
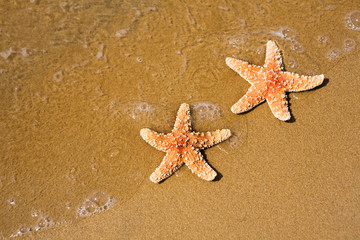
left=1, top=0, right=359, bottom=239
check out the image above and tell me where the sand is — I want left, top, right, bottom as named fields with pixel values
left=0, top=0, right=359, bottom=239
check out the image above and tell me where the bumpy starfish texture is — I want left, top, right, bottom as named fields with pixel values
left=226, top=40, right=324, bottom=121
left=140, top=103, right=231, bottom=183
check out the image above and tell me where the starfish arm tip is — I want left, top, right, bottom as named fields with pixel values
left=150, top=169, right=171, bottom=183
left=180, top=102, right=189, bottom=108
left=224, top=129, right=232, bottom=138
left=313, top=74, right=325, bottom=86
left=219, top=129, right=232, bottom=141
left=140, top=128, right=150, bottom=138
left=205, top=172, right=217, bottom=181
left=279, top=115, right=291, bottom=121
left=210, top=129, right=232, bottom=147
left=282, top=72, right=325, bottom=92
left=174, top=103, right=192, bottom=130
left=193, top=168, right=217, bottom=181
left=267, top=40, right=276, bottom=46
left=230, top=105, right=237, bottom=113
left=273, top=110, right=291, bottom=121
left=319, top=74, right=325, bottom=82
left=225, top=57, right=236, bottom=67
left=231, top=104, right=245, bottom=114
left=149, top=174, right=161, bottom=183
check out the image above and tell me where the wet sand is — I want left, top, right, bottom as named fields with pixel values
left=0, top=0, right=359, bottom=239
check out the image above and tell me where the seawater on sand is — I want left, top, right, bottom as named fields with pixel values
left=1, top=0, right=359, bottom=239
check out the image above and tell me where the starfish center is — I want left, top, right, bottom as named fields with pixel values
left=173, top=133, right=189, bottom=149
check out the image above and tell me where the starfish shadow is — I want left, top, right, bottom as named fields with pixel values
left=156, top=177, right=167, bottom=184
left=316, top=78, right=329, bottom=89
left=286, top=99, right=296, bottom=123
left=201, top=150, right=223, bottom=182
left=286, top=78, right=329, bottom=123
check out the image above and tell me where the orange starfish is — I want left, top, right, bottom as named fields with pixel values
left=226, top=40, right=324, bottom=121
left=140, top=103, right=231, bottom=183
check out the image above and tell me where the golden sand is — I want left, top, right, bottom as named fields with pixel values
left=0, top=0, right=359, bottom=239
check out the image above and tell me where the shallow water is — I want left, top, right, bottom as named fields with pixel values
left=1, top=0, right=359, bottom=239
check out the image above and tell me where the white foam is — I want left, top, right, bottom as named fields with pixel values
left=148, top=6, right=157, bottom=12
left=317, top=35, right=329, bottom=44
left=52, top=70, right=63, bottom=82
left=287, top=57, right=297, bottom=69
left=345, top=10, right=360, bottom=31
left=10, top=216, right=55, bottom=238
left=192, top=102, right=223, bottom=121
left=218, top=6, right=229, bottom=11
left=343, top=38, right=356, bottom=52
left=0, top=47, right=14, bottom=59
left=96, top=44, right=104, bottom=59
left=132, top=7, right=142, bottom=17
left=227, top=130, right=247, bottom=149
left=238, top=18, right=246, bottom=28
left=113, top=101, right=155, bottom=120
left=115, top=28, right=130, bottom=38
left=327, top=48, right=342, bottom=60
left=291, top=41, right=304, bottom=53
left=269, top=27, right=297, bottom=41
left=228, top=37, right=246, bottom=48
left=31, top=210, right=40, bottom=217
left=8, top=198, right=16, bottom=205
left=20, top=48, right=28, bottom=57
left=77, top=192, right=115, bottom=218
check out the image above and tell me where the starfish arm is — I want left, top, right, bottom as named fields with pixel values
left=189, top=129, right=231, bottom=149
left=264, top=40, right=283, bottom=71
left=280, top=72, right=324, bottom=92
left=140, top=128, right=170, bottom=152
left=266, top=89, right=291, bottom=121
left=150, top=150, right=184, bottom=183
left=183, top=148, right=216, bottom=181
left=225, top=57, right=263, bottom=84
left=173, top=103, right=191, bottom=132
left=231, top=85, right=266, bottom=114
